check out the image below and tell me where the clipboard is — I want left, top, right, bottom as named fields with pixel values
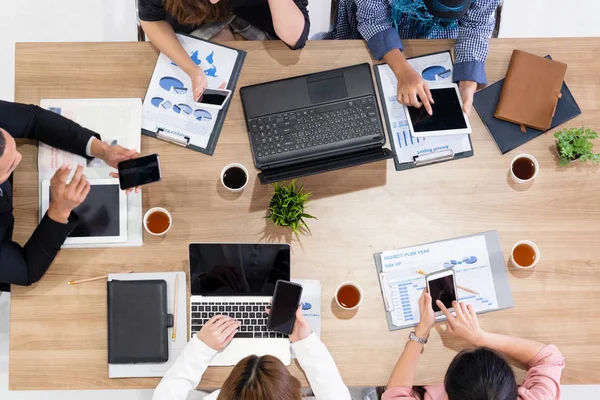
left=373, top=230, right=514, bottom=332
left=141, top=34, right=246, bottom=155
left=373, top=51, right=474, bottom=171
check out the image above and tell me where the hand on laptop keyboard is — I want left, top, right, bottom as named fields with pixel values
left=196, top=315, right=240, bottom=350
left=191, top=301, right=288, bottom=340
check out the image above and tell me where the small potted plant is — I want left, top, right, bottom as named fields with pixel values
left=268, top=179, right=316, bottom=234
left=555, top=127, right=600, bottom=166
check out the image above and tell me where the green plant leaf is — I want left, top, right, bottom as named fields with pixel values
left=267, top=180, right=315, bottom=234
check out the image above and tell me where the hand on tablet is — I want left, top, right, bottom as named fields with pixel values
left=48, top=164, right=90, bottom=223
left=459, top=80, right=477, bottom=117
left=394, top=61, right=434, bottom=115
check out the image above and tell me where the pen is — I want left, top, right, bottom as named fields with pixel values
left=67, top=271, right=133, bottom=285
left=416, top=269, right=479, bottom=295
left=172, top=275, right=179, bottom=341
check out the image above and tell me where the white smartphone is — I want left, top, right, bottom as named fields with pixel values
left=426, top=269, right=458, bottom=317
left=194, top=88, right=232, bottom=110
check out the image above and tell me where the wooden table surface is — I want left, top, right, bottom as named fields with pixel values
left=10, top=39, right=600, bottom=390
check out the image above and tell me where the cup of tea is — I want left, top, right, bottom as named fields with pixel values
left=335, top=281, right=363, bottom=310
left=511, top=240, right=540, bottom=269
left=221, top=163, right=249, bottom=192
left=510, top=154, right=539, bottom=184
left=144, top=207, right=172, bottom=236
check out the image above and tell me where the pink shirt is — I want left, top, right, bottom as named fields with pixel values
left=383, top=345, right=564, bottom=400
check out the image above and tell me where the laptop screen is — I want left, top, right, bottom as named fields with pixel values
left=189, top=243, right=290, bottom=296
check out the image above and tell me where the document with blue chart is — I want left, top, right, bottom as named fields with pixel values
left=142, top=33, right=246, bottom=155
left=373, top=51, right=473, bottom=171
left=374, top=231, right=514, bottom=331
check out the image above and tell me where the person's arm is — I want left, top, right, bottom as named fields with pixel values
left=454, top=0, right=499, bottom=86
left=292, top=333, right=351, bottom=400
left=153, top=315, right=239, bottom=400
left=267, top=0, right=310, bottom=50
left=140, top=20, right=207, bottom=102
left=355, top=0, right=402, bottom=60
left=0, top=101, right=98, bottom=159
left=382, top=290, right=435, bottom=399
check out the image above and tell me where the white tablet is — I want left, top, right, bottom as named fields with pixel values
left=41, top=179, right=127, bottom=245
left=404, top=83, right=472, bottom=137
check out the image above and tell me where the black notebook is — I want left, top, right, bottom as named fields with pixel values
left=473, top=55, right=581, bottom=154
left=107, top=280, right=173, bottom=364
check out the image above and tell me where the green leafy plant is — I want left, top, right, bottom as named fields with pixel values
left=555, top=127, right=600, bottom=166
left=268, top=179, right=316, bottom=234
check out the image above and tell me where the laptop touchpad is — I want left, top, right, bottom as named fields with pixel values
left=307, top=72, right=348, bottom=104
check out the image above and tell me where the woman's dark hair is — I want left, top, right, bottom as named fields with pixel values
left=444, top=347, right=518, bottom=400
left=165, top=0, right=230, bottom=25
left=218, top=354, right=302, bottom=400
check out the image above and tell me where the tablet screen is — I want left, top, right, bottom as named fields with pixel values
left=408, top=87, right=467, bottom=132
left=51, top=184, right=121, bottom=237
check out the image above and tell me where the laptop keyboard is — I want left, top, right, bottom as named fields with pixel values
left=190, top=301, right=288, bottom=340
left=248, top=95, right=381, bottom=158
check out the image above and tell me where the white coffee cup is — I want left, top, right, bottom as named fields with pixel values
left=221, top=163, right=249, bottom=192
left=143, top=207, right=172, bottom=236
left=335, top=281, right=363, bottom=310
left=510, top=240, right=540, bottom=269
left=510, top=154, right=539, bottom=184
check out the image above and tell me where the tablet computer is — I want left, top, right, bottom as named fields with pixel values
left=404, top=83, right=472, bottom=137
left=41, top=179, right=127, bottom=245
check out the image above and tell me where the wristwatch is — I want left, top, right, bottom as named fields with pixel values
left=409, top=331, right=428, bottom=344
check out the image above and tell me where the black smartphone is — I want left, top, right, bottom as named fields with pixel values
left=267, top=280, right=303, bottom=335
left=117, top=153, right=162, bottom=190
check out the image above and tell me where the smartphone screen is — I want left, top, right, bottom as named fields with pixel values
left=267, top=280, right=303, bottom=335
left=117, top=154, right=161, bottom=190
left=428, top=273, right=457, bottom=312
left=197, top=89, right=228, bottom=106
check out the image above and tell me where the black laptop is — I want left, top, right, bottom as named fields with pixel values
left=240, top=63, right=393, bottom=183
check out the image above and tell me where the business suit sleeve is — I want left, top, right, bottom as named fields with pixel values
left=0, top=212, right=78, bottom=286
left=0, top=100, right=100, bottom=159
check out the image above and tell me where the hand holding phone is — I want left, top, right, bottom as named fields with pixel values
left=426, top=269, right=457, bottom=317
left=195, top=88, right=232, bottom=110
left=267, top=280, right=303, bottom=335
left=117, top=153, right=162, bottom=190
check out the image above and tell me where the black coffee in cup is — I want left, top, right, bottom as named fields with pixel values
left=223, top=166, right=248, bottom=190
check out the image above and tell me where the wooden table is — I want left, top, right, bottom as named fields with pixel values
left=10, top=39, right=600, bottom=390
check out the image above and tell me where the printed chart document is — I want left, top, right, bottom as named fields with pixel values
left=291, top=279, right=321, bottom=359
left=379, top=235, right=498, bottom=329
left=39, top=98, right=143, bottom=248
left=142, top=34, right=241, bottom=150
left=376, top=52, right=472, bottom=164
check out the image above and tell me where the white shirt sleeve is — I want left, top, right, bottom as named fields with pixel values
left=291, top=333, right=351, bottom=400
left=85, top=137, right=96, bottom=157
left=153, top=337, right=218, bottom=400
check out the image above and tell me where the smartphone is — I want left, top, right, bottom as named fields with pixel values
left=117, top=153, right=162, bottom=190
left=267, top=280, right=303, bottom=335
left=426, top=269, right=457, bottom=317
left=195, top=88, right=232, bottom=110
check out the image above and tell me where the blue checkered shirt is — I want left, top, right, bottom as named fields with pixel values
left=316, top=0, right=500, bottom=84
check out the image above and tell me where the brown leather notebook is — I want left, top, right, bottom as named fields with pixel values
left=494, top=50, right=567, bottom=131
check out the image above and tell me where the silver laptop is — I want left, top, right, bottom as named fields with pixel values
left=188, top=243, right=291, bottom=366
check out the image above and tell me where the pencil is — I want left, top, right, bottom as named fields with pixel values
left=172, top=275, right=179, bottom=341
left=67, top=271, right=133, bottom=285
left=416, top=270, right=479, bottom=295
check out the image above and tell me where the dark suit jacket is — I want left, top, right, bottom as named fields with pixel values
left=0, top=101, right=100, bottom=286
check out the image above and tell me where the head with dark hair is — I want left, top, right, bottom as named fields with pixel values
left=0, top=128, right=22, bottom=184
left=444, top=347, right=518, bottom=400
left=165, top=0, right=230, bottom=25
left=217, top=354, right=302, bottom=400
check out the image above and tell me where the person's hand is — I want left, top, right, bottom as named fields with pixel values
left=265, top=305, right=311, bottom=343
left=190, top=66, right=208, bottom=103
left=415, top=288, right=435, bottom=338
left=458, top=80, right=477, bottom=116
left=437, top=300, right=486, bottom=346
left=90, top=139, right=142, bottom=194
left=47, top=164, right=90, bottom=223
left=197, top=315, right=240, bottom=351
left=394, top=61, right=434, bottom=115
